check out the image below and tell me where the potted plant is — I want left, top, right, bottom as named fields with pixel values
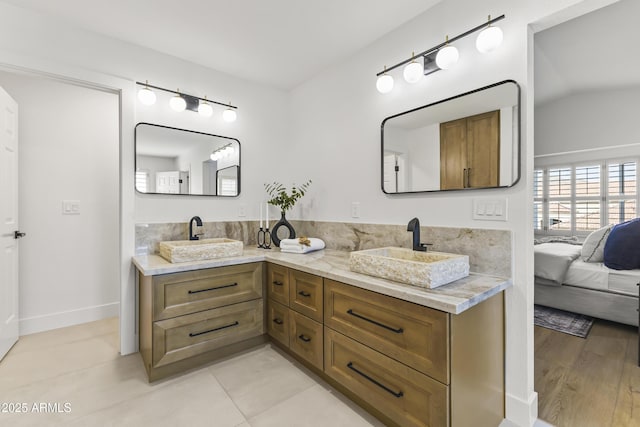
left=264, top=180, right=312, bottom=246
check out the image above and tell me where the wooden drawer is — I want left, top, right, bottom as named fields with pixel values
left=324, top=279, right=449, bottom=384
left=267, top=300, right=290, bottom=348
left=289, top=269, right=323, bottom=322
left=152, top=299, right=263, bottom=368
left=267, top=263, right=289, bottom=306
left=289, top=310, right=323, bottom=370
left=325, top=328, right=448, bottom=427
left=152, top=263, right=263, bottom=321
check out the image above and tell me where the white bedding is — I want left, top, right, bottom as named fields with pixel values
left=553, top=258, right=640, bottom=296
left=534, top=243, right=582, bottom=285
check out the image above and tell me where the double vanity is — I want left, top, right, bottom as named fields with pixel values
left=133, top=241, right=510, bottom=427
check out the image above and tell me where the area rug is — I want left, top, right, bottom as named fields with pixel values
left=534, top=305, right=594, bottom=338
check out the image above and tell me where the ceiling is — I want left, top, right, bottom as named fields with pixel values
left=534, top=0, right=640, bottom=105
left=1, top=0, right=440, bottom=90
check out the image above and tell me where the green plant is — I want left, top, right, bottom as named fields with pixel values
left=264, top=180, right=312, bottom=213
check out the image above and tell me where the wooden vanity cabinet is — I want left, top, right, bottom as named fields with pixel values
left=266, top=265, right=324, bottom=370
left=139, top=262, right=266, bottom=381
left=323, top=279, right=504, bottom=427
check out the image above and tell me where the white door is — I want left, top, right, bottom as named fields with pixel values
left=0, top=86, right=19, bottom=360
left=156, top=171, right=180, bottom=193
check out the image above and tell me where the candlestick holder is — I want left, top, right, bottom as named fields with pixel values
left=257, top=227, right=272, bottom=249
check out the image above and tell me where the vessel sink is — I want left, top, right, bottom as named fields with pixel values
left=159, top=238, right=243, bottom=263
left=349, top=247, right=469, bottom=289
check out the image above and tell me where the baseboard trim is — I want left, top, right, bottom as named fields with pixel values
left=19, top=302, right=119, bottom=336
left=505, top=391, right=539, bottom=427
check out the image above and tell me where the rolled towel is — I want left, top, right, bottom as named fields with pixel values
left=280, top=237, right=325, bottom=254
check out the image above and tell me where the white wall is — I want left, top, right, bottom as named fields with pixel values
left=535, top=87, right=640, bottom=162
left=0, top=70, right=120, bottom=334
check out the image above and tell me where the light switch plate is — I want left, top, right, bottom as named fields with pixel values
left=351, top=202, right=361, bottom=218
left=473, top=198, right=507, bottom=221
left=62, top=200, right=80, bottom=215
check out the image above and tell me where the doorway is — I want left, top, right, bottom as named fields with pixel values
left=0, top=70, right=120, bottom=346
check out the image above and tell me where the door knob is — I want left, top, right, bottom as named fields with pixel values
left=14, top=231, right=26, bottom=239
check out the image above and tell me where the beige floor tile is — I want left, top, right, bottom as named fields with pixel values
left=0, top=334, right=120, bottom=391
left=0, top=354, right=154, bottom=426
left=248, top=384, right=384, bottom=427
left=64, top=370, right=246, bottom=427
left=10, top=317, right=118, bottom=356
left=208, top=344, right=316, bottom=419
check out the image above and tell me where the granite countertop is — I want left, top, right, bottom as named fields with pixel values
left=132, top=248, right=511, bottom=315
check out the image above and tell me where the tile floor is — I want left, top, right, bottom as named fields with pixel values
left=0, top=317, right=383, bottom=427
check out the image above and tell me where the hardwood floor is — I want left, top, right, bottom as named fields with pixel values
left=535, top=319, right=640, bottom=427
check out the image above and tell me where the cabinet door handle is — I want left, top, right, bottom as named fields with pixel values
left=273, top=318, right=284, bottom=325
left=298, top=290, right=311, bottom=298
left=189, top=321, right=239, bottom=337
left=298, top=334, right=311, bottom=343
left=463, top=168, right=467, bottom=188
left=188, top=282, right=238, bottom=294
left=273, top=280, right=283, bottom=286
left=467, top=167, right=471, bottom=188
left=347, top=362, right=404, bottom=398
left=346, top=309, right=403, bottom=334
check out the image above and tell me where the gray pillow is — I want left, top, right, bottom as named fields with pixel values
left=581, top=225, right=612, bottom=262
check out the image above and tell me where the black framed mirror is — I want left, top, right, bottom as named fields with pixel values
left=135, top=123, right=240, bottom=196
left=381, top=80, right=520, bottom=194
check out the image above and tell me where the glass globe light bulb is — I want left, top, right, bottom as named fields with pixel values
left=137, top=86, right=156, bottom=106
left=476, top=25, right=503, bottom=53
left=198, top=100, right=213, bottom=117
left=435, top=44, right=459, bottom=70
left=169, top=94, right=186, bottom=112
left=403, top=58, right=423, bottom=84
left=210, top=152, right=219, bottom=161
left=376, top=74, right=394, bottom=94
left=222, top=108, right=237, bottom=123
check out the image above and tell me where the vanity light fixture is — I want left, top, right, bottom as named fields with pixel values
left=476, top=15, right=504, bottom=53
left=135, top=81, right=239, bottom=121
left=198, top=96, right=213, bottom=117
left=222, top=105, right=237, bottom=123
left=169, top=89, right=187, bottom=112
left=403, top=52, right=424, bottom=84
left=435, top=36, right=459, bottom=70
left=210, top=143, right=235, bottom=161
left=376, top=66, right=394, bottom=93
left=375, top=14, right=505, bottom=94
left=137, top=80, right=157, bottom=105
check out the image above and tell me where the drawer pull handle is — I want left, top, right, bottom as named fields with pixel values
left=346, top=309, right=404, bottom=334
left=347, top=362, right=404, bottom=398
left=189, top=321, right=239, bottom=337
left=273, top=318, right=284, bottom=325
left=298, top=291, right=311, bottom=298
left=298, top=334, right=312, bottom=343
left=188, top=282, right=238, bottom=294
left=273, top=281, right=284, bottom=286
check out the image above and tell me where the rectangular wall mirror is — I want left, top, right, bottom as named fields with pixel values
left=381, top=80, right=520, bottom=194
left=135, top=123, right=240, bottom=196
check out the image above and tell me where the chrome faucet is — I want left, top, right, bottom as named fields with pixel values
left=189, top=216, right=203, bottom=240
left=407, top=217, right=428, bottom=252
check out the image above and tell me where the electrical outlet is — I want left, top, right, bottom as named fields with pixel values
left=238, top=205, right=246, bottom=217
left=351, top=202, right=361, bottom=218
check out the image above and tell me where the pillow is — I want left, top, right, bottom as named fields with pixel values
left=581, top=224, right=612, bottom=262
left=603, top=218, right=640, bottom=270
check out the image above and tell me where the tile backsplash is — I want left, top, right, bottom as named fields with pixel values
left=136, top=220, right=511, bottom=277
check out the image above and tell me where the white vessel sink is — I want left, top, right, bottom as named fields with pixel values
left=349, top=247, right=469, bottom=289
left=159, top=238, right=243, bottom=263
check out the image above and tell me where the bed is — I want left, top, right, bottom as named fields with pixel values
left=534, top=241, right=640, bottom=326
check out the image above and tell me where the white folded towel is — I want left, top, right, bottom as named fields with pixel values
left=280, top=237, right=326, bottom=254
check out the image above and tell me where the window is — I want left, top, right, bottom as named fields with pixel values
left=534, top=159, right=638, bottom=234
left=135, top=170, right=149, bottom=193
